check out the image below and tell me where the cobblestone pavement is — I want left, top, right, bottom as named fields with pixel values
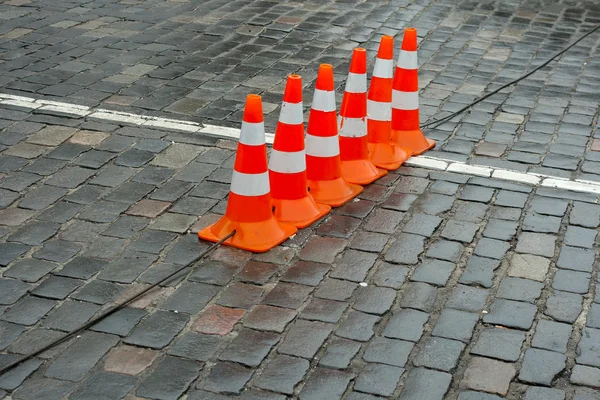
left=0, top=0, right=599, bottom=179
left=1, top=0, right=600, bottom=399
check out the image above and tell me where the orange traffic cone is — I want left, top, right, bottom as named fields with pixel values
left=306, top=64, right=363, bottom=207
left=198, top=94, right=297, bottom=252
left=367, top=35, right=412, bottom=170
left=269, top=74, right=331, bottom=228
left=391, top=28, right=435, bottom=155
left=339, top=48, right=387, bottom=185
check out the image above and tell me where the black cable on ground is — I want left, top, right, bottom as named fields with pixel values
left=0, top=230, right=236, bottom=376
left=420, top=23, right=600, bottom=130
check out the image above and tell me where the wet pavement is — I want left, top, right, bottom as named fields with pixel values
left=1, top=0, right=600, bottom=399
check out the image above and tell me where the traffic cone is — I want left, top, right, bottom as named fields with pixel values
left=367, top=35, right=412, bottom=170
left=391, top=28, right=435, bottom=155
left=339, top=48, right=387, bottom=185
left=269, top=74, right=331, bottom=228
left=306, top=64, right=363, bottom=207
left=198, top=94, right=297, bottom=253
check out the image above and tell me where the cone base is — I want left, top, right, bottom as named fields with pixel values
left=392, top=129, right=436, bottom=156
left=199, top=215, right=297, bottom=253
left=307, top=177, right=363, bottom=207
left=272, top=196, right=331, bottom=229
left=341, top=159, right=388, bottom=185
left=368, top=142, right=412, bottom=170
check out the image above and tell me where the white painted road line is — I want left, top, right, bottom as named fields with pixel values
left=542, top=178, right=600, bottom=195
left=446, top=162, right=493, bottom=178
left=491, top=170, right=541, bottom=185
left=2, top=92, right=600, bottom=197
left=403, top=156, right=448, bottom=170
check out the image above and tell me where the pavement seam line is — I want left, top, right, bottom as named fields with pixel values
left=1, top=92, right=600, bottom=196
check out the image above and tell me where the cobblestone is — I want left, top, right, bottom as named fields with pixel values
left=577, top=328, right=600, bottom=368
left=516, top=233, right=557, bottom=257
left=354, top=363, right=404, bottom=397
left=136, top=356, right=201, bottom=399
left=124, top=310, right=188, bottom=349
left=385, top=233, right=425, bottom=265
left=497, top=277, right=544, bottom=303
left=319, top=337, right=361, bottom=369
left=403, top=213, right=442, bottom=237
left=315, top=279, right=357, bottom=302
left=524, top=387, right=566, bottom=400
left=45, top=331, right=118, bottom=381
left=299, top=236, right=347, bottom=264
left=532, top=320, right=572, bottom=353
left=399, top=368, right=452, bottom=400
left=191, top=305, right=244, bottom=336
left=43, top=300, right=101, bottom=332
left=546, top=291, right=583, bottom=324
left=202, top=362, right=253, bottom=395
left=557, top=246, right=595, bottom=272
left=254, top=355, right=309, bottom=395
left=12, top=378, right=75, bottom=400
left=447, top=285, right=489, bottom=312
left=462, top=357, right=516, bottom=396
left=519, top=348, right=567, bottom=385
left=299, top=367, right=353, bottom=400
left=413, top=337, right=465, bottom=371
left=330, top=250, right=377, bottom=283
left=336, top=311, right=379, bottom=342
left=69, top=371, right=136, bottom=400
left=472, top=328, right=526, bottom=362
left=261, top=282, right=311, bottom=309
left=1, top=296, right=56, bottom=325
left=278, top=319, right=333, bottom=359
left=400, top=282, right=438, bottom=312
left=459, top=392, right=504, bottom=400
left=507, top=253, right=551, bottom=281
left=411, top=259, right=455, bottom=286
left=363, top=337, right=413, bottom=367
left=352, top=286, right=396, bottom=315
left=570, top=364, right=600, bottom=387
left=460, top=256, right=501, bottom=288
left=433, top=309, right=479, bottom=342
left=553, top=270, right=591, bottom=294
left=0, top=357, right=42, bottom=392
left=244, top=305, right=295, bottom=332
left=91, top=307, right=147, bottom=336
left=219, top=328, right=279, bottom=367
left=484, top=299, right=537, bottom=330
left=1, top=1, right=600, bottom=397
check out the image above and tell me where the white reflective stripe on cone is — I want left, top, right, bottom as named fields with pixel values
left=279, top=101, right=304, bottom=125
left=269, top=149, right=306, bottom=173
left=311, top=89, right=336, bottom=112
left=338, top=116, right=367, bottom=138
left=239, top=121, right=266, bottom=145
left=305, top=133, right=340, bottom=157
left=367, top=99, right=392, bottom=122
left=372, top=58, right=394, bottom=79
left=397, top=50, right=418, bottom=70
left=230, top=170, right=270, bottom=196
left=392, top=90, right=419, bottom=110
left=345, top=72, right=367, bottom=93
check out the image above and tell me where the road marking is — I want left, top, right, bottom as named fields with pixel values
left=446, top=163, right=492, bottom=177
left=1, top=92, right=600, bottom=197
